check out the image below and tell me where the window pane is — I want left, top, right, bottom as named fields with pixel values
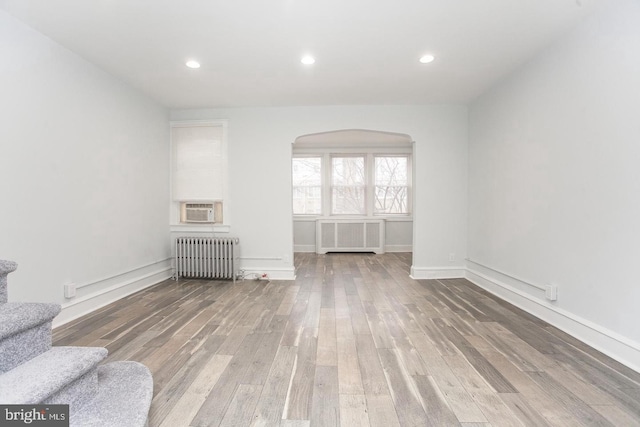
left=375, top=186, right=408, bottom=214
left=332, top=157, right=365, bottom=214
left=293, top=157, right=322, bottom=214
left=293, top=186, right=322, bottom=214
left=292, top=158, right=321, bottom=186
left=332, top=186, right=366, bottom=215
left=375, top=156, right=409, bottom=214
left=332, top=157, right=365, bottom=185
left=375, top=157, right=407, bottom=186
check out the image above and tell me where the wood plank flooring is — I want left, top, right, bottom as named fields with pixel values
left=53, top=253, right=640, bottom=426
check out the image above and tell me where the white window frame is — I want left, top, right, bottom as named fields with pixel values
left=292, top=156, right=323, bottom=216
left=373, top=154, right=411, bottom=216
left=170, top=119, right=230, bottom=231
left=292, top=143, right=412, bottom=220
left=330, top=154, right=367, bottom=216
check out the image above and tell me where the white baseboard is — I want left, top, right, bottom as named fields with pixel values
left=53, top=260, right=173, bottom=328
left=294, top=244, right=412, bottom=253
left=465, top=266, right=640, bottom=374
left=240, top=267, right=296, bottom=281
left=410, top=266, right=465, bottom=280
left=385, top=245, right=413, bottom=253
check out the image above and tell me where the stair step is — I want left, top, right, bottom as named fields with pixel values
left=0, top=346, right=107, bottom=407
left=0, top=302, right=61, bottom=340
left=71, top=361, right=153, bottom=427
left=0, top=302, right=61, bottom=373
left=0, top=259, right=18, bottom=303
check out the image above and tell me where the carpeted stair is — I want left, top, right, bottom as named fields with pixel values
left=0, top=302, right=60, bottom=373
left=0, top=260, right=17, bottom=304
left=0, top=260, right=153, bottom=426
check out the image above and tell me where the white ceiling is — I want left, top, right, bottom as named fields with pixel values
left=1, top=0, right=606, bottom=109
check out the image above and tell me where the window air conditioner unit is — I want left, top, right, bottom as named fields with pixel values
left=182, top=203, right=214, bottom=223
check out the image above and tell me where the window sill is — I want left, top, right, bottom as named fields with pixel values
left=293, top=215, right=412, bottom=222
left=170, top=224, right=231, bottom=233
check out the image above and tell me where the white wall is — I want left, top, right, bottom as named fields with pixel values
left=170, top=105, right=468, bottom=279
left=468, top=0, right=640, bottom=370
left=0, top=10, right=171, bottom=325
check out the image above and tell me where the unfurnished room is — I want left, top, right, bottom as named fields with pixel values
left=1, top=0, right=640, bottom=426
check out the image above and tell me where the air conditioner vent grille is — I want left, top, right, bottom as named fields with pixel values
left=366, top=222, right=381, bottom=247
left=337, top=223, right=365, bottom=248
left=321, top=222, right=336, bottom=248
left=316, top=219, right=385, bottom=254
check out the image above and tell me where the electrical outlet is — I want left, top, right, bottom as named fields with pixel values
left=545, top=285, right=558, bottom=301
left=64, top=283, right=76, bottom=299
left=449, top=253, right=455, bottom=262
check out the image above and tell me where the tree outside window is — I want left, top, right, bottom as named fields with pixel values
left=292, top=153, right=410, bottom=217
left=331, top=156, right=365, bottom=215
left=374, top=156, right=408, bottom=214
left=292, top=157, right=322, bottom=214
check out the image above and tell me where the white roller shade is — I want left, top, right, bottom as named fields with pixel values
left=172, top=125, right=224, bottom=201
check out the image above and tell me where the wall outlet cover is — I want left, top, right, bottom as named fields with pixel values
left=64, top=283, right=76, bottom=299
left=545, top=285, right=558, bottom=301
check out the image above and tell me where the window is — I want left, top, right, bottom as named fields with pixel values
left=171, top=120, right=228, bottom=225
left=292, top=129, right=412, bottom=217
left=292, top=157, right=322, bottom=215
left=331, top=156, right=366, bottom=215
left=292, top=154, right=411, bottom=217
left=374, top=156, right=409, bottom=214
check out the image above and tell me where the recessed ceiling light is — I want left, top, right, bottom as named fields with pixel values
left=301, top=55, right=315, bottom=65
left=419, top=54, right=435, bottom=64
left=185, top=60, right=201, bottom=69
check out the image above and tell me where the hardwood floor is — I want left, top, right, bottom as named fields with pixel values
left=53, top=253, right=640, bottom=426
